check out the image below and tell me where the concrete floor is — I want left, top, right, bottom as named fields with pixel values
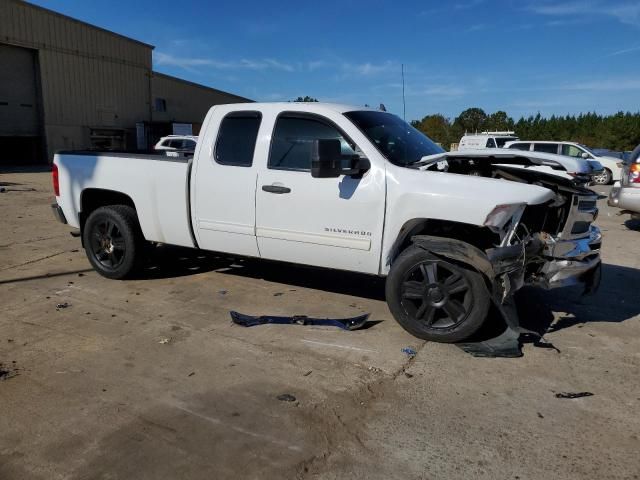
left=1, top=169, right=639, bottom=479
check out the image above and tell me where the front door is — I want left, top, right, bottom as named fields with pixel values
left=255, top=113, right=385, bottom=274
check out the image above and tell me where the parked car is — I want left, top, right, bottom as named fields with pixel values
left=51, top=103, right=601, bottom=343
left=504, top=140, right=622, bottom=185
left=608, top=144, right=640, bottom=220
left=458, top=131, right=519, bottom=150
left=153, top=135, right=198, bottom=156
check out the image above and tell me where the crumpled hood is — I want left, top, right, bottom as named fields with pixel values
left=384, top=164, right=556, bottom=234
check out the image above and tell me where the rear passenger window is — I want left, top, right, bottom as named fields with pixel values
left=509, top=143, right=530, bottom=151
left=533, top=143, right=558, bottom=154
left=486, top=138, right=497, bottom=148
left=215, top=112, right=262, bottom=166
left=268, top=115, right=356, bottom=171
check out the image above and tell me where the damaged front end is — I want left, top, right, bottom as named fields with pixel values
left=481, top=172, right=601, bottom=326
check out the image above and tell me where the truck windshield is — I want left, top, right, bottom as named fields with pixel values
left=344, top=111, right=444, bottom=166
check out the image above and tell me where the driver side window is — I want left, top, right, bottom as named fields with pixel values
left=562, top=144, right=584, bottom=158
left=268, top=115, right=356, bottom=171
left=486, top=138, right=497, bottom=148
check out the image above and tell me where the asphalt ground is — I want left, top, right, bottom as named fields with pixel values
left=1, top=169, right=639, bottom=479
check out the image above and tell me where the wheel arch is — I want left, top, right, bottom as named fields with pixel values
left=384, top=218, right=500, bottom=273
left=80, top=188, right=137, bottom=232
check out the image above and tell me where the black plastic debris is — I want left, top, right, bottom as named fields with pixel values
left=56, top=302, right=70, bottom=310
left=277, top=394, right=296, bottom=402
left=457, top=327, right=523, bottom=358
left=0, top=363, right=19, bottom=381
left=555, top=391, right=594, bottom=399
left=230, top=311, right=369, bottom=331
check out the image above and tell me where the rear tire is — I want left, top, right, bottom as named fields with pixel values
left=83, top=205, right=144, bottom=279
left=386, top=245, right=490, bottom=343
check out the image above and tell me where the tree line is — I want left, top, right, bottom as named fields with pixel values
left=410, top=108, right=640, bottom=152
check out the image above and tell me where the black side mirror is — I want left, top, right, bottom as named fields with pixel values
left=311, top=139, right=370, bottom=178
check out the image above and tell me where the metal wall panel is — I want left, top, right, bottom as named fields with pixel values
left=0, top=1, right=249, bottom=161
left=0, top=43, right=41, bottom=135
left=151, top=73, right=249, bottom=124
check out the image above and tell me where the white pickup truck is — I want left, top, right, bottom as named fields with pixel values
left=52, top=103, right=602, bottom=343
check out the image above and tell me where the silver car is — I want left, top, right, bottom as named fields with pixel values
left=608, top=144, right=640, bottom=220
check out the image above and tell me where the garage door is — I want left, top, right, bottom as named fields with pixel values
left=0, top=43, right=44, bottom=164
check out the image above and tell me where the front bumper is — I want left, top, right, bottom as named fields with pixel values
left=536, top=225, right=602, bottom=293
left=488, top=225, right=602, bottom=296
left=51, top=203, right=67, bottom=224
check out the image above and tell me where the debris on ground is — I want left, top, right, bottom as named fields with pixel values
left=158, top=338, right=171, bottom=344
left=56, top=302, right=70, bottom=310
left=0, top=363, right=19, bottom=381
left=303, top=370, right=312, bottom=376
left=273, top=292, right=284, bottom=296
left=188, top=371, right=195, bottom=377
left=230, top=311, right=370, bottom=331
left=555, top=391, right=594, bottom=399
left=217, top=290, right=228, bottom=296
left=534, top=338, right=561, bottom=353
left=401, top=347, right=417, bottom=358
left=277, top=393, right=296, bottom=402
left=368, top=366, right=382, bottom=374
left=457, top=326, right=523, bottom=358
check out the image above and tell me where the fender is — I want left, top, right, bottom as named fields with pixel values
left=411, top=235, right=495, bottom=280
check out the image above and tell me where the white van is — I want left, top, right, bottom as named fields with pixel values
left=458, top=131, right=519, bottom=151
left=504, top=140, right=622, bottom=185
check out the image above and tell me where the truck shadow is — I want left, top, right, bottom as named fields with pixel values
left=142, top=246, right=640, bottom=331
left=141, top=244, right=386, bottom=300
left=517, top=263, right=640, bottom=335
left=624, top=219, right=640, bottom=231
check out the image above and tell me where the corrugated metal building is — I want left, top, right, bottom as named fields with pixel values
left=0, top=0, right=250, bottom=164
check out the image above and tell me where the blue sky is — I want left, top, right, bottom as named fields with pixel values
left=31, top=0, right=640, bottom=121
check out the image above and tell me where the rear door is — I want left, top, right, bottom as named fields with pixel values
left=254, top=112, right=385, bottom=274
left=533, top=143, right=560, bottom=154
left=192, top=109, right=263, bottom=257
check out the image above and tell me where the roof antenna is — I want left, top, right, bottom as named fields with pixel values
left=402, top=63, right=406, bottom=121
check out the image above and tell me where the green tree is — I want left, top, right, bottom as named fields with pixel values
left=485, top=111, right=514, bottom=132
left=411, top=108, right=640, bottom=152
left=412, top=114, right=452, bottom=147
left=453, top=108, right=487, bottom=134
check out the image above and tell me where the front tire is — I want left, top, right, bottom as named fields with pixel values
left=386, top=245, right=490, bottom=343
left=593, top=168, right=612, bottom=185
left=83, top=205, right=144, bottom=279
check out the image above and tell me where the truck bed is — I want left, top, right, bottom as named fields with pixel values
left=54, top=151, right=195, bottom=248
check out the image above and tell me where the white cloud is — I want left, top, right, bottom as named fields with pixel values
left=606, top=44, right=640, bottom=56
left=154, top=52, right=295, bottom=72
left=341, top=61, right=397, bottom=76
left=528, top=1, right=640, bottom=26
left=155, top=52, right=398, bottom=78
